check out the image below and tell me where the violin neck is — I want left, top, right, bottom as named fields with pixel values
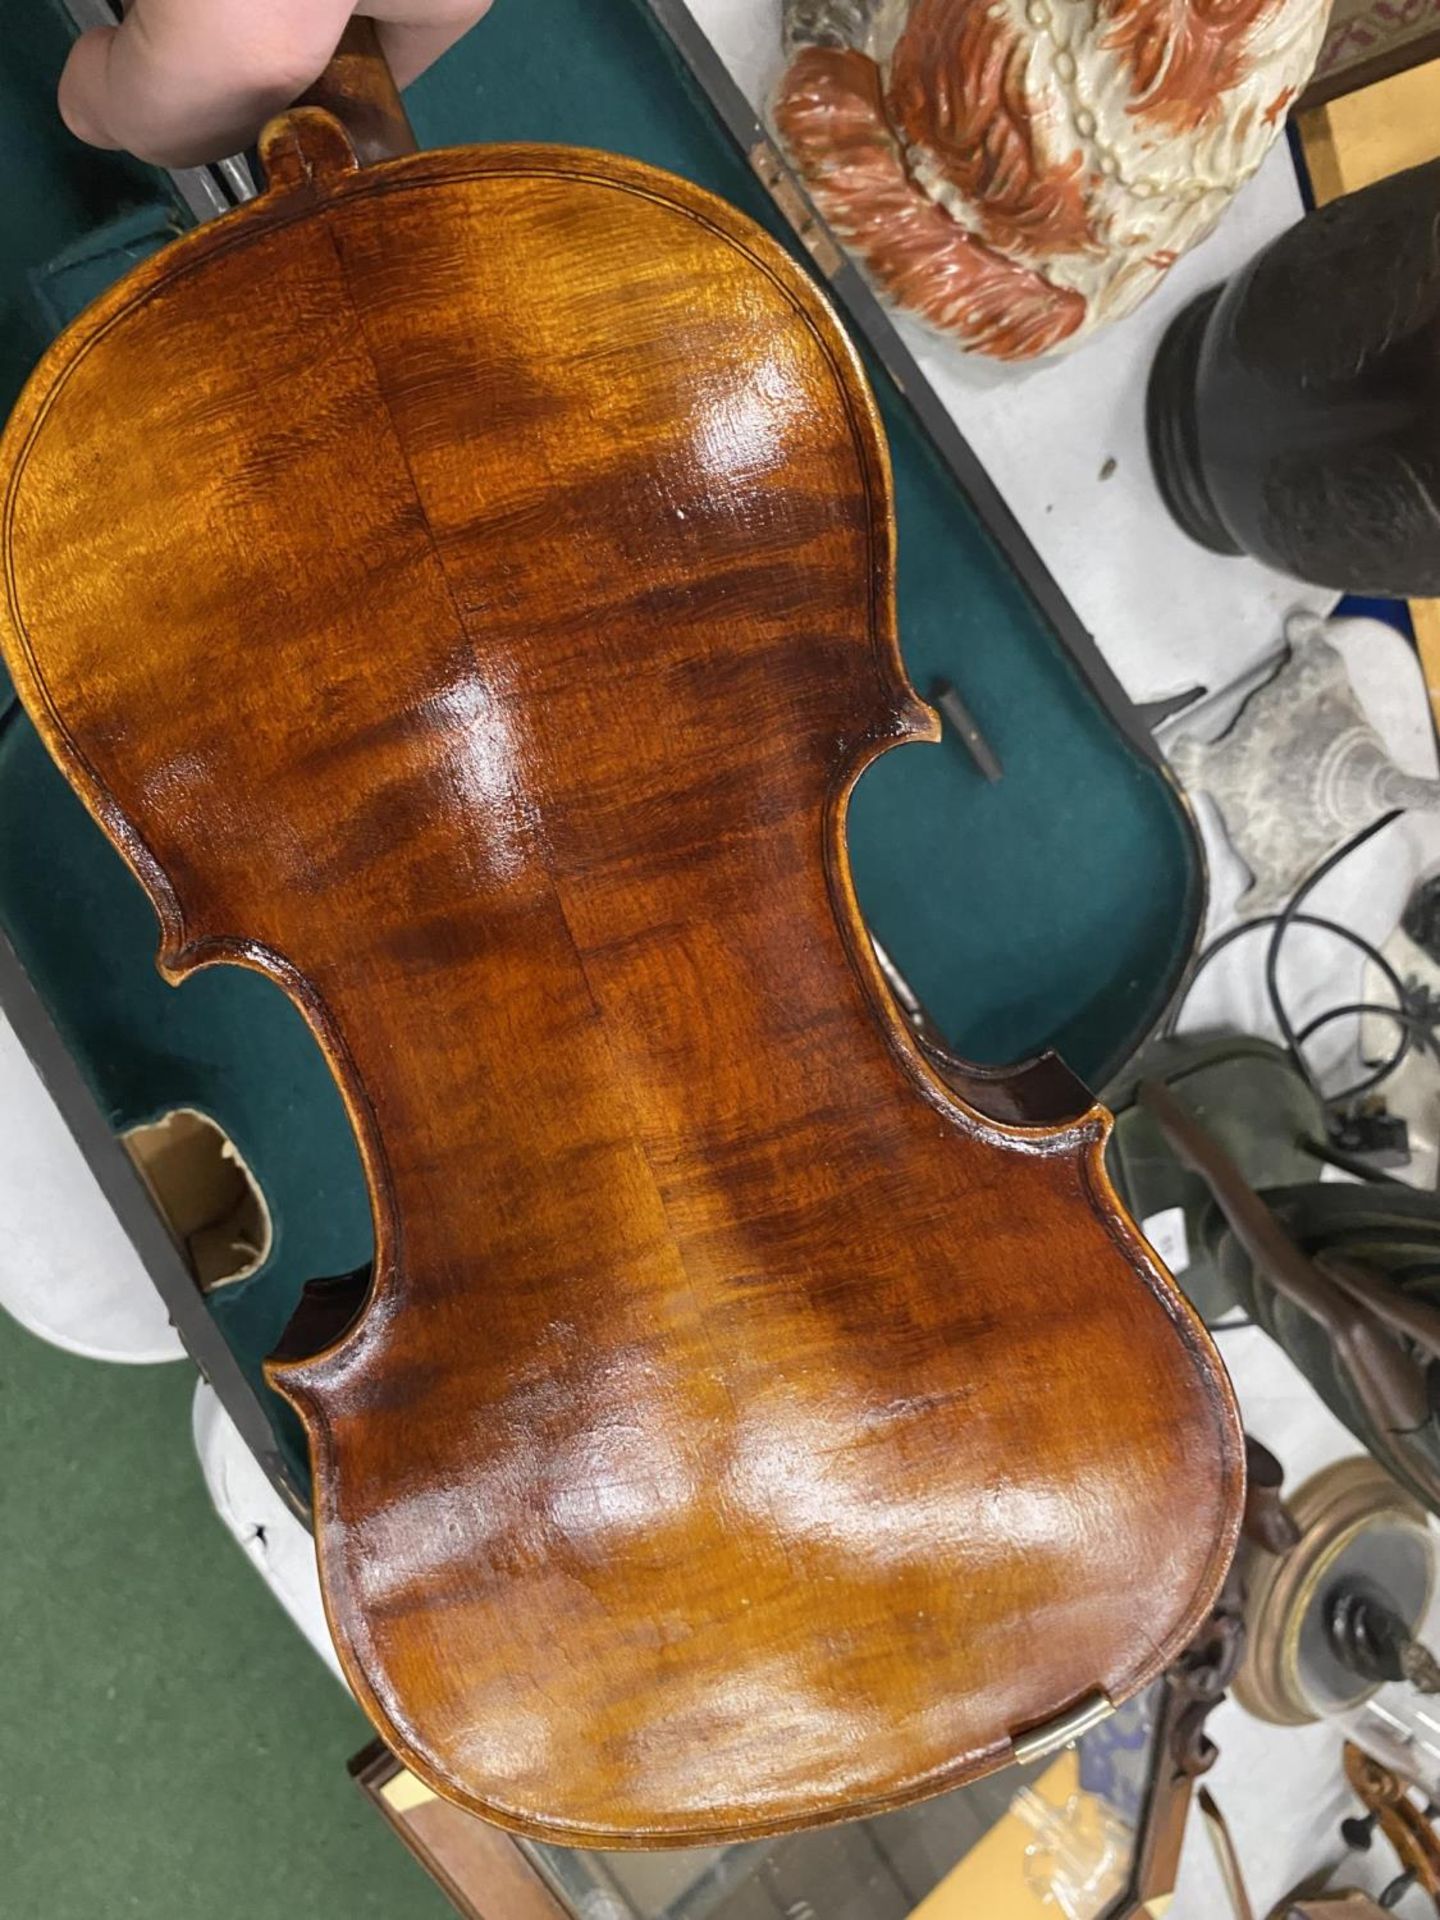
left=300, top=15, right=418, bottom=166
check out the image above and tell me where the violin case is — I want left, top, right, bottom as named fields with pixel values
left=0, top=0, right=1204, bottom=1500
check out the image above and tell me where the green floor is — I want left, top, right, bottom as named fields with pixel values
left=0, top=1309, right=454, bottom=1919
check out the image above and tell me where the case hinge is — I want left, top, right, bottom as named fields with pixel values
left=747, top=141, right=845, bottom=280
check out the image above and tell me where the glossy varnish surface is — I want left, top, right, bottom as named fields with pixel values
left=0, top=120, right=1243, bottom=1844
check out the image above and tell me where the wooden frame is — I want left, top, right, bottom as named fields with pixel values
left=350, top=1743, right=569, bottom=1920
left=1297, top=1, right=1440, bottom=112
left=350, top=1667, right=1213, bottom=1920
left=1111, top=1683, right=1212, bottom=1919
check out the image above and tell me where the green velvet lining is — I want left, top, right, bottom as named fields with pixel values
left=0, top=6, right=155, bottom=416
left=0, top=715, right=371, bottom=1480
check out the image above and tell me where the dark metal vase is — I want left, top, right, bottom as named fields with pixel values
left=1147, top=159, right=1440, bottom=597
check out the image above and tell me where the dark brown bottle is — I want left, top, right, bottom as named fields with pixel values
left=1148, top=160, right=1440, bottom=596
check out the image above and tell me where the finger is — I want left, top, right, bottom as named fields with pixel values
left=57, top=28, right=124, bottom=151
left=58, top=0, right=354, bottom=168
left=363, top=2, right=495, bottom=88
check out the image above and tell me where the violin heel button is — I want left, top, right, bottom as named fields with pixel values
left=258, top=108, right=361, bottom=195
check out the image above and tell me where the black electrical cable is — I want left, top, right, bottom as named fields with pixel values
left=1292, top=1001, right=1424, bottom=1047
left=1298, top=1130, right=1411, bottom=1187
left=1164, top=814, right=1422, bottom=1110
left=1163, top=908, right=1411, bottom=1041
left=1292, top=1000, right=1440, bottom=1105
left=1264, top=812, right=1405, bottom=1101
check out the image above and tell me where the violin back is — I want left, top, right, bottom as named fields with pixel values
left=0, top=119, right=1242, bottom=1844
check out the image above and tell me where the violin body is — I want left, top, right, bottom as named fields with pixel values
left=0, top=108, right=1242, bottom=1843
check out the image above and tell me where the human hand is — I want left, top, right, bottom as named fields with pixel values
left=59, top=0, right=495, bottom=169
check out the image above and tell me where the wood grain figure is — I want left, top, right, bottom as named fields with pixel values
left=0, top=100, right=1244, bottom=1844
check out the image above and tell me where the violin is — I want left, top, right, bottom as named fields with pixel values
left=0, top=28, right=1242, bottom=1846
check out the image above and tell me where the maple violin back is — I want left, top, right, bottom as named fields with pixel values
left=0, top=104, right=1242, bottom=1844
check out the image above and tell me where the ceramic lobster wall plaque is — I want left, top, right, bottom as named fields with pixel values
left=773, top=0, right=1333, bottom=359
